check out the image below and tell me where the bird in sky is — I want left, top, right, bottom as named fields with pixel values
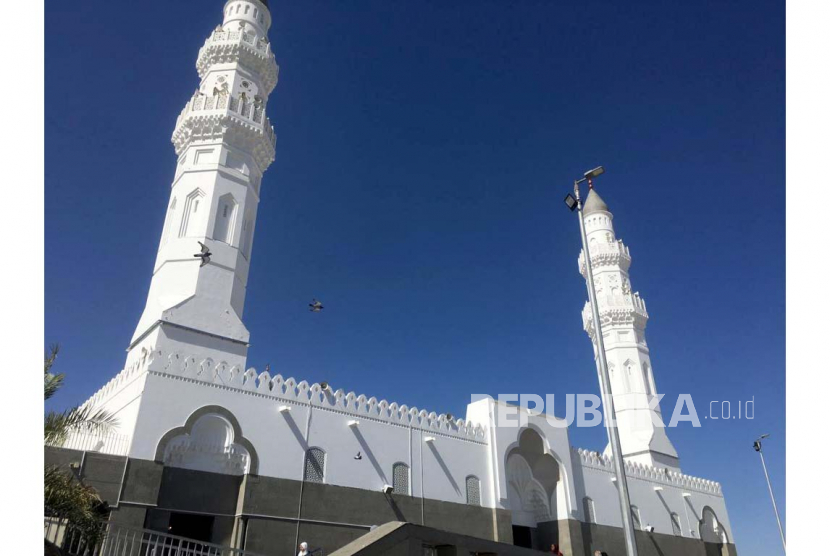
left=354, top=452, right=362, bottom=460
left=309, top=299, right=324, bottom=312
left=194, top=241, right=212, bottom=267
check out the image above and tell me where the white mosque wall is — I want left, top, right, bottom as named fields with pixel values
left=121, top=349, right=490, bottom=508
left=573, top=448, right=732, bottom=541
left=71, top=340, right=733, bottom=544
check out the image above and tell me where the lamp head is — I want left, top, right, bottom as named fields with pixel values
left=584, top=166, right=605, bottom=179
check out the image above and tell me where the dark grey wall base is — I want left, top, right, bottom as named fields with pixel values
left=44, top=447, right=735, bottom=556
left=576, top=522, right=737, bottom=556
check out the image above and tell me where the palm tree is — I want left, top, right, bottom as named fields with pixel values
left=44, top=345, right=116, bottom=446
left=44, top=344, right=117, bottom=545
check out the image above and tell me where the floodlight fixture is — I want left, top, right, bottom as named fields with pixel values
left=564, top=193, right=578, bottom=211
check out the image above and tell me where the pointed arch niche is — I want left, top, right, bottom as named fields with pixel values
left=155, top=405, right=258, bottom=476
left=505, top=428, right=569, bottom=534
left=212, top=193, right=238, bottom=245
left=179, top=188, right=207, bottom=238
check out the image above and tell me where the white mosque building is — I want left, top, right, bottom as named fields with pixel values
left=45, top=1, right=737, bottom=555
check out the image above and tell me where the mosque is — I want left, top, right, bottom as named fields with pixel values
left=44, top=1, right=737, bottom=555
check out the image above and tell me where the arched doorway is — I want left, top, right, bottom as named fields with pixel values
left=505, top=428, right=565, bottom=550
left=699, top=507, right=729, bottom=556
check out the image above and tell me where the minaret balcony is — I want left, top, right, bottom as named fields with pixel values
left=172, top=92, right=276, bottom=171
left=582, top=293, right=649, bottom=337
left=578, top=240, right=631, bottom=276
left=197, top=29, right=279, bottom=95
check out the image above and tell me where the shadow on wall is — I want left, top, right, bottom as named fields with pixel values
left=427, top=442, right=461, bottom=495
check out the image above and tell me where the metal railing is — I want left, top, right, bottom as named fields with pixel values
left=46, top=430, right=130, bottom=456
left=45, top=518, right=265, bottom=556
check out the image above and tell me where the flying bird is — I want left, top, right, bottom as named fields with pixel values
left=194, top=241, right=212, bottom=267
left=354, top=452, right=362, bottom=460
left=309, top=299, right=324, bottom=312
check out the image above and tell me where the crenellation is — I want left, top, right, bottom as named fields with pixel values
left=573, top=447, right=722, bottom=496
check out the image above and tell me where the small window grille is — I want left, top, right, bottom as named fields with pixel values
left=304, top=448, right=325, bottom=483
left=583, top=497, right=595, bottom=524
left=671, top=513, right=682, bottom=536
left=465, top=476, right=481, bottom=506
left=630, top=506, right=641, bottom=529
left=392, top=463, right=410, bottom=495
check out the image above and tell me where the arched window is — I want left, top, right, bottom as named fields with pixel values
left=642, top=363, right=653, bottom=396
left=671, top=512, right=682, bottom=536
left=465, top=475, right=481, bottom=506
left=623, top=360, right=634, bottom=391
left=213, top=194, right=238, bottom=244
left=240, top=213, right=254, bottom=259
left=583, top=497, right=595, bottom=524
left=392, top=462, right=410, bottom=495
left=179, top=189, right=206, bottom=238
left=630, top=506, right=641, bottom=529
left=303, top=447, right=325, bottom=483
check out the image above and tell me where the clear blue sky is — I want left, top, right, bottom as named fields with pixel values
left=45, top=0, right=784, bottom=552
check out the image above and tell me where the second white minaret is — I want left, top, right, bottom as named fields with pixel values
left=127, top=0, right=278, bottom=372
left=579, top=188, right=680, bottom=472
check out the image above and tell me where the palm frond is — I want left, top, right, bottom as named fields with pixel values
left=45, top=466, right=108, bottom=542
left=45, top=406, right=118, bottom=446
left=44, top=344, right=63, bottom=400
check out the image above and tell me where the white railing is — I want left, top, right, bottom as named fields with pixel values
left=45, top=518, right=266, bottom=556
left=597, top=293, right=647, bottom=313
left=175, top=92, right=276, bottom=147
left=207, top=29, right=271, bottom=55
left=47, top=430, right=130, bottom=457
left=579, top=241, right=631, bottom=273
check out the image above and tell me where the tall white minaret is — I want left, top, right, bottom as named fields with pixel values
left=579, top=189, right=680, bottom=472
left=127, top=0, right=278, bottom=371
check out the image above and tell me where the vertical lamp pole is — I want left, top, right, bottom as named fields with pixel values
left=565, top=167, right=639, bottom=556
left=753, top=434, right=785, bottom=552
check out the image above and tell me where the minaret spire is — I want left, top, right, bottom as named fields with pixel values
left=579, top=188, right=680, bottom=471
left=126, top=0, right=279, bottom=372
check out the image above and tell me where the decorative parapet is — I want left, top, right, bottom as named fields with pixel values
left=172, top=91, right=276, bottom=171
left=572, top=447, right=723, bottom=496
left=79, top=346, right=155, bottom=412
left=152, top=350, right=488, bottom=443
left=197, top=29, right=279, bottom=95
left=582, top=293, right=649, bottom=337
left=579, top=240, right=632, bottom=275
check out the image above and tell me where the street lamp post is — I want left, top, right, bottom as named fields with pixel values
left=753, top=434, right=786, bottom=552
left=565, top=167, right=640, bottom=556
